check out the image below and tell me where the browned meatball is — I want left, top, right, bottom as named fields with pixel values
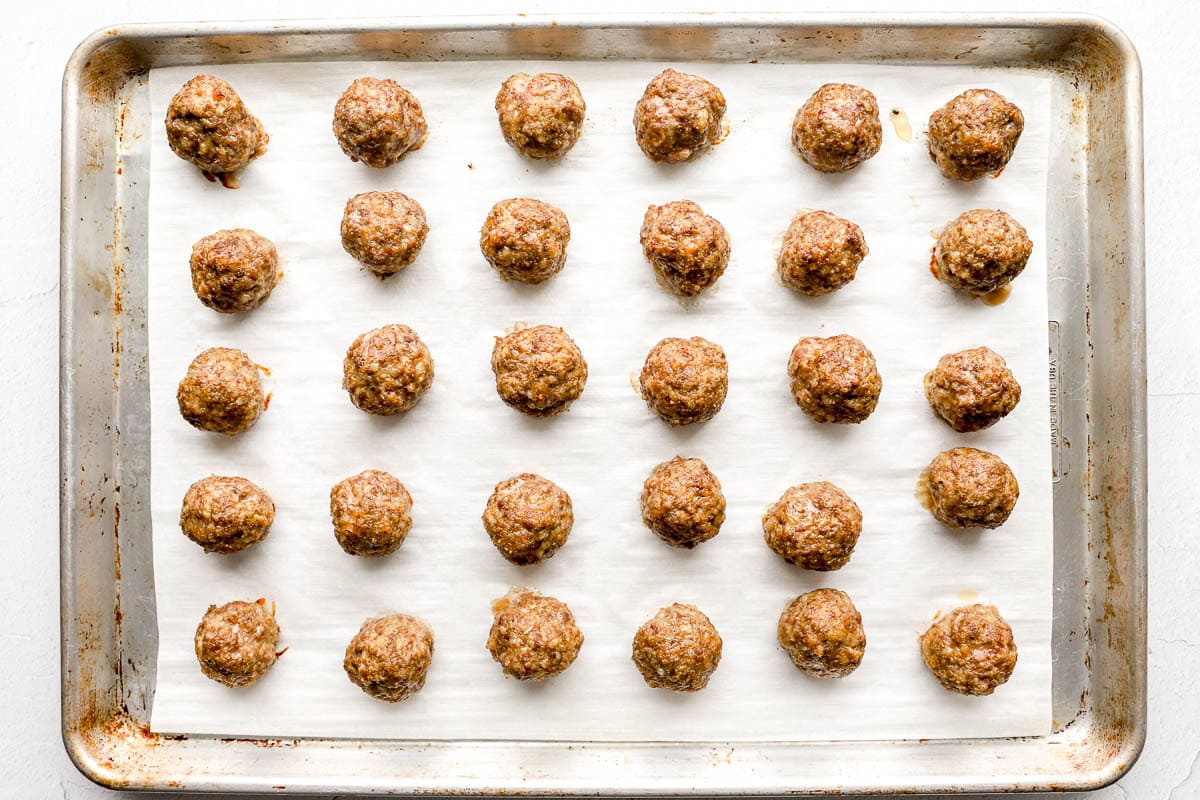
left=343, top=324, right=434, bottom=416
left=332, top=77, right=428, bottom=168
left=165, top=74, right=268, bottom=178
left=928, top=89, right=1024, bottom=181
left=491, top=325, right=587, bottom=417
left=479, top=198, right=571, bottom=284
left=632, top=603, right=722, bottom=692
left=920, top=604, right=1018, bottom=695
left=483, top=473, right=573, bottom=565
left=640, top=200, right=730, bottom=297
left=641, top=457, right=725, bottom=549
left=496, top=72, right=586, bottom=159
left=933, top=209, right=1033, bottom=297
left=189, top=229, right=278, bottom=313
left=924, top=347, right=1022, bottom=432
left=330, top=470, right=413, bottom=556
left=778, top=210, right=868, bottom=296
left=176, top=347, right=264, bottom=435
left=340, top=191, right=429, bottom=277
left=487, top=588, right=584, bottom=680
left=179, top=476, right=274, bottom=554
left=787, top=334, right=882, bottom=424
left=791, top=83, right=882, bottom=173
left=194, top=599, right=279, bottom=688
left=919, top=447, right=1019, bottom=529
left=639, top=337, right=728, bottom=426
left=763, top=482, right=862, bottom=571
left=343, top=614, right=434, bottom=702
left=777, top=589, right=866, bottom=678
left=633, top=69, right=726, bottom=163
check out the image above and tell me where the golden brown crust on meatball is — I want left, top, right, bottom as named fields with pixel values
left=640, top=200, right=731, bottom=297
left=179, top=476, right=274, bottom=554
left=333, top=77, right=428, bottom=168
left=920, top=604, right=1018, bottom=695
left=928, top=89, right=1024, bottom=181
left=342, top=324, right=434, bottom=416
left=340, top=192, right=429, bottom=276
left=641, top=457, right=725, bottom=549
left=343, top=614, right=434, bottom=702
left=777, top=589, right=866, bottom=678
left=632, top=603, right=722, bottom=692
left=919, top=447, right=1019, bottom=529
left=496, top=72, right=586, bottom=159
left=194, top=599, right=279, bottom=687
left=487, top=588, right=584, bottom=680
left=165, top=74, right=268, bottom=177
left=483, top=474, right=573, bottom=565
left=763, top=482, right=863, bottom=571
left=639, top=337, right=728, bottom=426
left=787, top=334, right=882, bottom=424
left=491, top=325, right=587, bottom=417
left=330, top=470, right=413, bottom=556
left=480, top=198, right=571, bottom=284
left=791, top=83, right=882, bottom=173
left=924, top=347, right=1022, bottom=432
left=176, top=347, right=265, bottom=435
left=633, top=69, right=726, bottom=163
left=778, top=211, right=868, bottom=296
left=189, top=229, right=278, bottom=313
left=933, top=209, right=1033, bottom=297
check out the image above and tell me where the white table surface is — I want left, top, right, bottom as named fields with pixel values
left=7, top=1, right=1188, bottom=797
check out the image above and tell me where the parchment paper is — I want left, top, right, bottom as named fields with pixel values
left=147, top=60, right=1053, bottom=741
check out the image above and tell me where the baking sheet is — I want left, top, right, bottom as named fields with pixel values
left=147, top=59, right=1052, bottom=742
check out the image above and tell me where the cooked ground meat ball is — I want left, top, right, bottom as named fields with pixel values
left=920, top=603, right=1018, bottom=695
left=639, top=337, right=728, bottom=426
left=479, top=198, right=571, bottom=284
left=919, top=447, right=1019, bottom=529
left=777, top=589, right=866, bottom=678
left=641, top=456, right=725, bottom=549
left=778, top=210, right=868, bottom=296
left=763, top=482, right=862, bottom=571
left=330, top=469, right=413, bottom=556
left=787, top=334, right=882, bottom=424
left=496, top=72, right=586, bottom=159
left=340, top=191, right=429, bottom=277
left=179, top=476, right=274, bottom=554
left=194, top=599, right=279, bottom=688
left=189, top=229, right=278, bottom=313
left=927, top=89, right=1024, bottom=181
left=933, top=209, right=1033, bottom=297
left=343, top=324, right=434, bottom=416
left=791, top=83, right=882, bottom=173
left=487, top=588, right=584, bottom=680
left=483, top=473, right=573, bottom=565
left=343, top=614, right=434, bottom=703
left=632, top=603, right=722, bottom=692
left=165, top=74, right=267, bottom=177
left=177, top=347, right=264, bottom=435
left=491, top=325, right=587, bottom=417
left=332, top=77, right=428, bottom=168
left=924, top=347, right=1022, bottom=432
left=633, top=69, right=727, bottom=163
left=640, top=200, right=730, bottom=297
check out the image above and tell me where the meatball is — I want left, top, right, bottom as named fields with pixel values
left=176, top=347, right=264, bottom=435
left=332, top=77, right=428, bottom=168
left=641, top=456, right=725, bottom=549
left=340, top=191, right=429, bottom=277
left=791, top=83, right=882, bottom=173
left=179, top=475, right=274, bottom=554
left=330, top=469, right=413, bottom=556
left=343, top=614, right=434, bottom=703
left=194, top=599, right=279, bottom=688
left=189, top=229, right=278, bottom=313
left=343, top=324, right=434, bottom=416
left=787, top=334, right=882, bottom=424
left=777, top=210, right=868, bottom=296
left=479, top=198, right=571, bottom=284
left=631, top=603, right=722, bottom=692
left=927, top=89, right=1024, bottom=181
left=933, top=209, right=1033, bottom=297
left=633, top=69, right=726, bottom=163
left=919, top=447, right=1019, bottom=530
left=777, top=589, right=866, bottom=678
left=487, top=588, right=584, bottom=680
left=495, top=72, right=586, bottom=159
left=762, top=482, right=862, bottom=571
left=920, top=604, right=1018, bottom=695
left=639, top=337, right=728, bottom=426
left=483, top=473, right=573, bottom=565
left=640, top=200, right=731, bottom=297
left=491, top=325, right=587, bottom=417
left=924, top=347, right=1022, bottom=432
left=164, top=74, right=267, bottom=177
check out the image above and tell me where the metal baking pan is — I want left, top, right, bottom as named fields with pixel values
left=60, top=13, right=1145, bottom=794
